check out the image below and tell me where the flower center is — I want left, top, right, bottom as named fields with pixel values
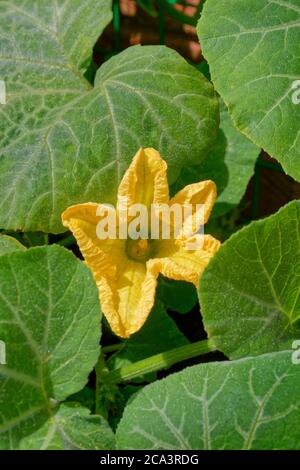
left=127, top=239, right=151, bottom=262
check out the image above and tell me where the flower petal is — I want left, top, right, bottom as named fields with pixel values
left=152, top=234, right=220, bottom=287
left=62, top=203, right=158, bottom=338
left=100, top=259, right=159, bottom=338
left=117, top=148, right=169, bottom=211
left=62, top=203, right=127, bottom=336
left=169, top=180, right=217, bottom=239
left=61, top=203, right=125, bottom=271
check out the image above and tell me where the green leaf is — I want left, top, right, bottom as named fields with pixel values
left=172, top=100, right=260, bottom=217
left=20, top=403, right=115, bottom=450
left=0, top=245, right=102, bottom=449
left=157, top=277, right=198, bottom=314
left=0, top=0, right=219, bottom=234
left=198, top=201, right=300, bottom=359
left=0, top=234, right=26, bottom=256
left=108, top=301, right=188, bottom=381
left=116, top=350, right=300, bottom=450
left=198, top=0, right=300, bottom=181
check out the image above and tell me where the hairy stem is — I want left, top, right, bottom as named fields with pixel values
left=103, top=339, right=216, bottom=384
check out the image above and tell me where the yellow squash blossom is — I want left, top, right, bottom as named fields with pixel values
left=62, top=148, right=220, bottom=338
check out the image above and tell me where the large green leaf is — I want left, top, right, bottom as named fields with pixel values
left=198, top=0, right=300, bottom=181
left=198, top=201, right=300, bottom=359
left=0, top=245, right=103, bottom=449
left=157, top=278, right=198, bottom=314
left=172, top=100, right=260, bottom=217
left=0, top=1, right=218, bottom=233
left=0, top=234, right=26, bottom=256
left=116, top=350, right=300, bottom=450
left=20, top=403, right=115, bottom=450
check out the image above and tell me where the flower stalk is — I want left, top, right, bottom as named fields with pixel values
left=102, top=339, right=216, bottom=384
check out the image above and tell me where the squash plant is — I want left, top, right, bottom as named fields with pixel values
left=0, top=0, right=299, bottom=450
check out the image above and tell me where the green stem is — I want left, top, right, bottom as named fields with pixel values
left=103, top=339, right=216, bottom=384
left=102, top=343, right=124, bottom=354
left=57, top=235, right=75, bottom=247
left=95, top=354, right=109, bottom=417
left=113, top=0, right=121, bottom=52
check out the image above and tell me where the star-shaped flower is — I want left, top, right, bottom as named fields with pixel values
left=62, top=148, right=220, bottom=338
